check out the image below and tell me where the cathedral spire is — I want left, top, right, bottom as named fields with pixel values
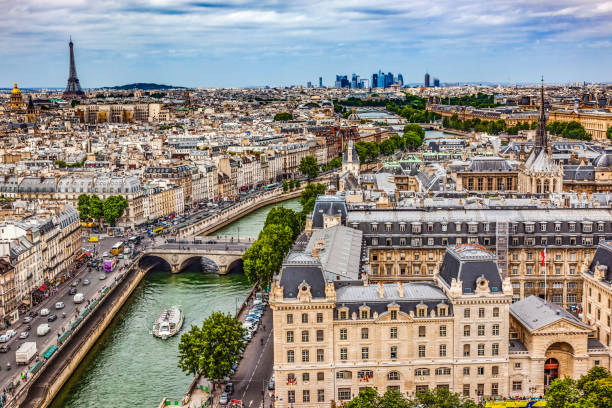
left=534, top=76, right=548, bottom=154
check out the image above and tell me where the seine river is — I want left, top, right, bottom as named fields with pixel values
left=51, top=197, right=301, bottom=408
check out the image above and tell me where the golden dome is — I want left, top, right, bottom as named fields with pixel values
left=11, top=82, right=21, bottom=94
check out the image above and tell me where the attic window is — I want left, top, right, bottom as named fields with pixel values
left=464, top=288, right=472, bottom=294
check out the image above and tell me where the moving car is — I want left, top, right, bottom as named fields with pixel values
left=99, top=274, right=107, bottom=280
left=23, top=316, right=32, bottom=323
left=69, top=287, right=78, bottom=295
left=71, top=281, right=78, bottom=287
left=37, top=324, right=50, bottom=336
left=219, top=392, right=229, bottom=405
left=0, top=345, right=9, bottom=353
left=83, top=279, right=91, bottom=285
left=73, top=293, right=84, bottom=304
left=19, top=331, right=29, bottom=339
left=55, top=302, right=65, bottom=309
left=47, top=314, right=58, bottom=322
left=40, top=308, right=50, bottom=316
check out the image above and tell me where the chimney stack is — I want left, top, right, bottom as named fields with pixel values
left=378, top=281, right=384, bottom=298
left=397, top=281, right=404, bottom=297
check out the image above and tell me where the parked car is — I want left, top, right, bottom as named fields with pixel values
left=224, top=383, right=233, bottom=395
left=40, top=308, right=50, bottom=316
left=219, top=392, right=229, bottom=405
left=0, top=345, right=10, bottom=353
left=69, top=287, right=78, bottom=295
left=55, top=302, right=65, bottom=309
left=99, top=274, right=107, bottom=280
left=23, top=316, right=32, bottom=323
left=268, top=374, right=275, bottom=390
left=71, top=281, right=78, bottom=287
left=19, top=331, right=29, bottom=339
left=0, top=335, right=8, bottom=343
left=83, top=279, right=91, bottom=285
left=6, top=329, right=16, bottom=338
left=47, top=314, right=58, bottom=322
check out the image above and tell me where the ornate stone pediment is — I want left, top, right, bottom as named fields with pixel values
left=533, top=318, right=591, bottom=335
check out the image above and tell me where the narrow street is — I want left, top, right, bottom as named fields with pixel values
left=225, top=305, right=274, bottom=408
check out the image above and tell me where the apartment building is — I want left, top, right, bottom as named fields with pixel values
left=271, top=241, right=605, bottom=407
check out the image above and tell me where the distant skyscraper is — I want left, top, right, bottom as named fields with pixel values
left=335, top=75, right=349, bottom=88
left=63, top=38, right=85, bottom=99
left=397, top=74, right=404, bottom=87
left=433, top=78, right=440, bottom=87
left=424, top=72, right=430, bottom=88
left=372, top=73, right=378, bottom=89
left=319, top=77, right=323, bottom=88
left=351, top=73, right=359, bottom=89
left=307, top=81, right=312, bottom=88
left=377, top=70, right=384, bottom=88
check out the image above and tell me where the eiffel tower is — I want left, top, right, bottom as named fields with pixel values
left=62, top=38, right=85, bottom=99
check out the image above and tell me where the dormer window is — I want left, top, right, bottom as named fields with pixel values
left=359, top=306, right=370, bottom=319
left=437, top=305, right=448, bottom=317
left=524, top=223, right=534, bottom=233
left=417, top=305, right=427, bottom=318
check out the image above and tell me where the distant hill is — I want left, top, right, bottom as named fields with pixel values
left=104, top=83, right=184, bottom=90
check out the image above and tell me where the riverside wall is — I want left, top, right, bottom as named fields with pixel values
left=11, top=257, right=154, bottom=408
left=178, top=189, right=303, bottom=238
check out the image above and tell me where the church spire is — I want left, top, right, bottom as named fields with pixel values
left=534, top=76, right=548, bottom=154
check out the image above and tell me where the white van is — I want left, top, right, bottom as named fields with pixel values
left=37, top=324, right=50, bottom=337
left=73, top=293, right=84, bottom=304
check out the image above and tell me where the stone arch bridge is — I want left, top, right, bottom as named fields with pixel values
left=142, top=241, right=252, bottom=274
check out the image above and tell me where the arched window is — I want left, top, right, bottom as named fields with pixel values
left=543, top=180, right=550, bottom=193
left=414, top=368, right=430, bottom=376
left=537, top=179, right=542, bottom=194
left=388, top=371, right=400, bottom=381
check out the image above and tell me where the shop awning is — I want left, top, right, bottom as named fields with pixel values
left=39, top=284, right=47, bottom=292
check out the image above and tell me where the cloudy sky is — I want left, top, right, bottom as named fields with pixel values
left=2, top=0, right=612, bottom=88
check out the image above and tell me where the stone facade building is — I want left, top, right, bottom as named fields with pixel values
left=271, top=240, right=606, bottom=407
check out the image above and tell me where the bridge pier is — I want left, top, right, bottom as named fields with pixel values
left=142, top=245, right=247, bottom=276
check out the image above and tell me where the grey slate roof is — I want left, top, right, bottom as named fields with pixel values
left=279, top=253, right=326, bottom=299
left=510, top=295, right=590, bottom=332
left=305, top=226, right=362, bottom=281
left=311, top=195, right=348, bottom=229
left=438, top=244, right=502, bottom=294
left=467, top=157, right=514, bottom=172
left=587, top=241, right=612, bottom=282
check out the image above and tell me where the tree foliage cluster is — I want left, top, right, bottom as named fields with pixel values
left=177, top=311, right=245, bottom=385
left=77, top=194, right=129, bottom=226
left=354, top=124, right=425, bottom=164
left=321, top=156, right=342, bottom=171
left=346, top=387, right=477, bottom=408
left=607, top=126, right=612, bottom=140
left=299, top=183, right=326, bottom=215
left=442, top=93, right=502, bottom=108
left=243, top=205, right=303, bottom=287
left=545, top=366, right=612, bottom=408
left=546, top=121, right=592, bottom=141
left=282, top=179, right=301, bottom=192
left=298, top=155, right=319, bottom=180
left=442, top=114, right=509, bottom=135
left=273, top=112, right=293, bottom=121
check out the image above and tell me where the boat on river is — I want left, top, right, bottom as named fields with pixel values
left=152, top=308, right=184, bottom=339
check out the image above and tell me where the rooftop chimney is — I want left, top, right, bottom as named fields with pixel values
left=378, top=281, right=384, bottom=298
left=397, top=281, right=404, bottom=297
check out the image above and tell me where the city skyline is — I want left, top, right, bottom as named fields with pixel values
left=2, top=0, right=612, bottom=88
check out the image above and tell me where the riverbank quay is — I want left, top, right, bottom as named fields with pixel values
left=6, top=255, right=157, bottom=408
left=159, top=285, right=259, bottom=407
left=177, top=188, right=304, bottom=238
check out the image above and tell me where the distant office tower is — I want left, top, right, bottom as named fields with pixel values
left=386, top=72, right=394, bottom=88
left=424, top=72, right=430, bottom=88
left=397, top=74, right=404, bottom=87
left=335, top=75, right=349, bottom=88
left=433, top=77, right=440, bottom=87
left=63, top=38, right=85, bottom=99
left=372, top=73, right=378, bottom=89
left=351, top=73, right=359, bottom=89
left=319, top=77, right=323, bottom=88
left=377, top=70, right=384, bottom=88
left=307, top=81, right=312, bottom=88
left=360, top=79, right=369, bottom=89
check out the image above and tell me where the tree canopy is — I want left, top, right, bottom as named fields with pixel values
left=298, top=155, right=319, bottom=180
left=265, top=207, right=302, bottom=239
left=607, top=126, right=612, bottom=140
left=299, top=183, right=326, bottom=215
left=545, top=366, right=612, bottom=408
left=55, top=160, right=67, bottom=168
left=76, top=193, right=127, bottom=225
left=345, top=387, right=476, bottom=408
left=177, top=311, right=245, bottom=385
left=273, top=112, right=293, bottom=121
left=547, top=120, right=592, bottom=141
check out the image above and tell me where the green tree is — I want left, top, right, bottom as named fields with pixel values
left=242, top=224, right=293, bottom=286
left=413, top=387, right=478, bottom=408
left=379, top=389, right=410, bottom=408
left=295, top=179, right=301, bottom=189
left=282, top=180, right=289, bottom=192
left=346, top=387, right=380, bottom=408
left=102, top=195, right=128, bottom=226
left=265, top=207, right=302, bottom=239
left=298, top=155, right=319, bottom=180
left=299, top=183, right=326, bottom=215
left=546, top=377, right=581, bottom=408
left=562, top=121, right=591, bottom=141
left=403, top=123, right=425, bottom=140
left=70, top=99, right=80, bottom=107
left=89, top=195, right=104, bottom=223
left=55, top=160, right=67, bottom=168
left=177, top=312, right=245, bottom=389
left=288, top=179, right=295, bottom=191
left=328, top=157, right=342, bottom=169
left=77, top=194, right=90, bottom=221
left=273, top=112, right=293, bottom=121
left=607, top=126, right=612, bottom=140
